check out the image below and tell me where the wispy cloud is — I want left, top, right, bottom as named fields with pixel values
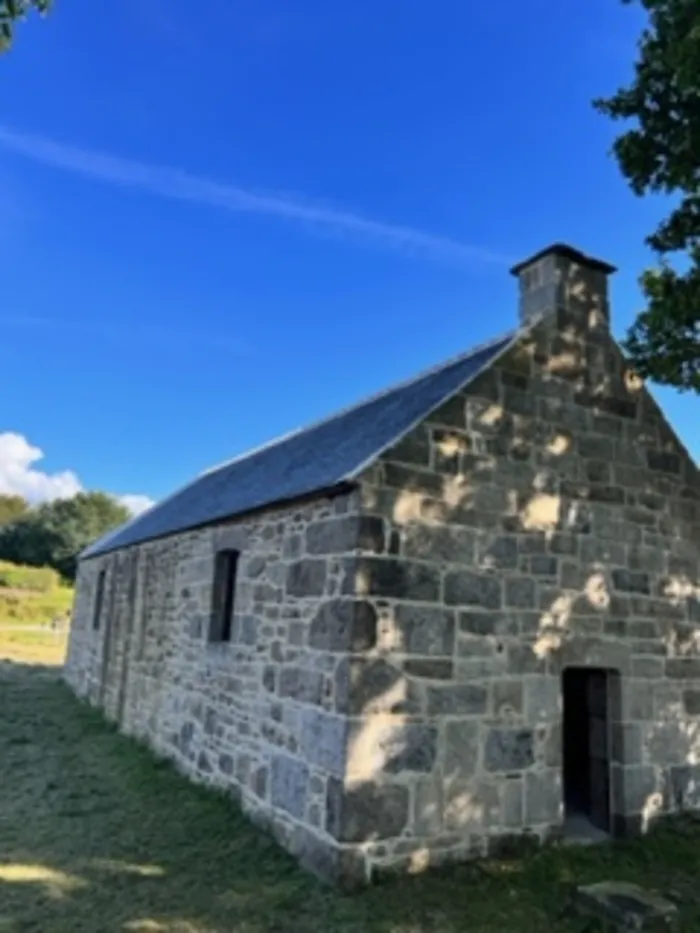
left=0, top=125, right=511, bottom=267
left=0, top=312, right=252, bottom=356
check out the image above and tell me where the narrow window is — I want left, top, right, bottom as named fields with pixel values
left=93, top=569, right=106, bottom=631
left=209, top=549, right=239, bottom=643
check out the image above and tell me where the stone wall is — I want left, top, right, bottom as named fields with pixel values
left=332, top=310, right=700, bottom=879
left=64, top=288, right=700, bottom=888
left=64, top=490, right=390, bottom=883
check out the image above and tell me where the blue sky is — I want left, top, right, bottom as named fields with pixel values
left=0, top=0, right=695, bottom=508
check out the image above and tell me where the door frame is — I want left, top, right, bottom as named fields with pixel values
left=586, top=667, right=613, bottom=834
left=562, top=665, right=619, bottom=836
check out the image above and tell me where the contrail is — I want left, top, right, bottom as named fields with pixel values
left=0, top=125, right=512, bottom=266
left=0, top=311, right=253, bottom=355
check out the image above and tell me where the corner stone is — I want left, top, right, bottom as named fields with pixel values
left=393, top=604, right=455, bottom=656
left=309, top=599, right=377, bottom=651
left=326, top=777, right=409, bottom=843
left=371, top=722, right=437, bottom=775
left=306, top=515, right=385, bottom=555
left=335, top=657, right=422, bottom=715
left=286, top=559, right=327, bottom=597
left=346, top=557, right=440, bottom=602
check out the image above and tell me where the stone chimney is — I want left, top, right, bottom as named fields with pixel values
left=510, top=243, right=617, bottom=331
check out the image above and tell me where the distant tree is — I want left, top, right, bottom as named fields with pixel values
left=0, top=492, right=130, bottom=581
left=594, top=0, right=700, bottom=392
left=0, top=494, right=29, bottom=526
left=37, top=492, right=130, bottom=580
left=0, top=0, right=51, bottom=52
left=0, top=513, right=57, bottom=572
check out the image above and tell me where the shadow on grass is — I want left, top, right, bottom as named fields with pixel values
left=2, top=663, right=700, bottom=933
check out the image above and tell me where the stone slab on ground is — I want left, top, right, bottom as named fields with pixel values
left=575, top=881, right=678, bottom=931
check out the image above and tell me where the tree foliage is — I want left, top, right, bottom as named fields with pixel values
left=0, top=492, right=130, bottom=581
left=0, top=495, right=29, bottom=526
left=595, top=0, right=700, bottom=392
left=0, top=0, right=51, bottom=52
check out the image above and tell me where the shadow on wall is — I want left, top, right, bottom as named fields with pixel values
left=338, top=258, right=700, bottom=869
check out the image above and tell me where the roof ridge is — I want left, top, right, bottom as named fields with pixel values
left=199, top=426, right=305, bottom=477
left=196, top=327, right=516, bottom=484
left=314, top=326, right=517, bottom=421
left=345, top=326, right=522, bottom=481
left=81, top=323, right=520, bottom=559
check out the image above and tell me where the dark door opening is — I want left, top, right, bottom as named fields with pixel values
left=562, top=667, right=612, bottom=841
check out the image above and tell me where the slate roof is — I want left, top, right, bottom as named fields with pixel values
left=83, top=330, right=516, bottom=558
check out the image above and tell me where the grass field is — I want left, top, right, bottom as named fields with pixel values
left=1, top=663, right=700, bottom=932
left=0, top=559, right=74, bottom=622
left=0, top=583, right=73, bottom=625
left=0, top=624, right=68, bottom=665
left=0, top=559, right=72, bottom=664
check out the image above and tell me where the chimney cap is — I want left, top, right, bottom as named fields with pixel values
left=510, top=243, right=617, bottom=278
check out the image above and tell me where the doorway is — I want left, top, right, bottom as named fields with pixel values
left=562, top=667, right=613, bottom=842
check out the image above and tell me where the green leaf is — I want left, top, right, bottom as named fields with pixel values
left=0, top=492, right=130, bottom=582
left=596, top=0, right=700, bottom=393
left=0, top=0, right=52, bottom=53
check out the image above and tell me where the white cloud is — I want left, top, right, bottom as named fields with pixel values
left=0, top=433, right=81, bottom=502
left=0, top=125, right=513, bottom=267
left=0, top=432, right=155, bottom=517
left=118, top=494, right=155, bottom=517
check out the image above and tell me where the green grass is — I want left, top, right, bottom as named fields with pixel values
left=1, top=664, right=700, bottom=932
left=0, top=587, right=73, bottom=624
left=0, top=559, right=74, bottom=629
left=0, top=560, right=62, bottom=593
left=0, top=626, right=68, bottom=665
